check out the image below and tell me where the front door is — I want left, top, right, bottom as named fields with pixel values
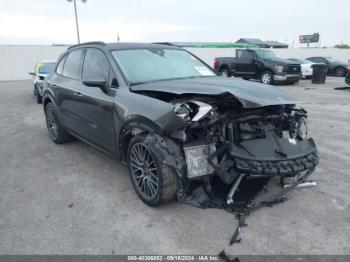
left=235, top=50, right=257, bottom=77
left=77, top=48, right=117, bottom=154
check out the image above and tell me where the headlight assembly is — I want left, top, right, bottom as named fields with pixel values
left=275, top=65, right=284, bottom=73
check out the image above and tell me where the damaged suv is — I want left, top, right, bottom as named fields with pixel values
left=43, top=42, right=318, bottom=207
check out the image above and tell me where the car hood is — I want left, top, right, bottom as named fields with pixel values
left=263, top=58, right=299, bottom=65
left=131, top=77, right=298, bottom=108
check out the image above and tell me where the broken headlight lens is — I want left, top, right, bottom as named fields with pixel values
left=174, top=103, right=191, bottom=120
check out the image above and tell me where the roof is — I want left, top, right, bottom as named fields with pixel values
left=68, top=41, right=180, bottom=50
left=236, top=38, right=288, bottom=48
left=236, top=38, right=267, bottom=45
left=155, top=42, right=259, bottom=48
left=263, top=41, right=288, bottom=47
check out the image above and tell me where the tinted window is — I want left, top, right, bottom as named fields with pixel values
left=56, top=56, right=66, bottom=75
left=63, top=49, right=83, bottom=79
left=237, top=50, right=255, bottom=62
left=82, top=48, right=109, bottom=81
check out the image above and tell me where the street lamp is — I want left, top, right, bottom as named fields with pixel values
left=66, top=0, right=87, bottom=44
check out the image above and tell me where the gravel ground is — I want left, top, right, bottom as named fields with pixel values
left=0, top=78, right=349, bottom=255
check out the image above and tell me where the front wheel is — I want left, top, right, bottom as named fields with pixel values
left=260, top=71, right=274, bottom=84
left=127, top=135, right=177, bottom=206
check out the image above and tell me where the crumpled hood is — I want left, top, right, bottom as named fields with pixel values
left=131, top=77, right=298, bottom=108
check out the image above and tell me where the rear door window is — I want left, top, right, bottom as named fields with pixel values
left=56, top=56, right=66, bottom=75
left=63, top=49, right=84, bottom=79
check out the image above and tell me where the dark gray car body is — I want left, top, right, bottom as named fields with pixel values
left=43, top=42, right=318, bottom=201
left=44, top=43, right=299, bottom=158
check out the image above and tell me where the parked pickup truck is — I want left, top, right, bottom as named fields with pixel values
left=214, top=49, right=301, bottom=84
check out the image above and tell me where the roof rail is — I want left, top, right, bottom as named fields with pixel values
left=68, top=41, right=106, bottom=49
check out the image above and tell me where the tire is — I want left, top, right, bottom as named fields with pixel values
left=36, top=94, right=42, bottom=104
left=45, top=102, right=75, bottom=144
left=127, top=135, right=177, bottom=206
left=260, top=71, right=274, bottom=85
left=33, top=86, right=37, bottom=96
left=242, top=77, right=250, bottom=80
left=335, top=67, right=346, bottom=77
left=219, top=68, right=230, bottom=77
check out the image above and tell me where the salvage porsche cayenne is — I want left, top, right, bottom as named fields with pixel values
left=43, top=42, right=318, bottom=206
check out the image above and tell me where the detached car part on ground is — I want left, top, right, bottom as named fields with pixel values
left=43, top=42, right=318, bottom=243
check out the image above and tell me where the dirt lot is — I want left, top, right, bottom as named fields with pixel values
left=0, top=78, right=349, bottom=255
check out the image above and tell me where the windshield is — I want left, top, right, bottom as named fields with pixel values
left=255, top=50, right=279, bottom=59
left=38, top=63, right=56, bottom=74
left=111, top=48, right=216, bottom=85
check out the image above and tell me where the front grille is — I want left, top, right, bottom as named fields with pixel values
left=286, top=64, right=301, bottom=74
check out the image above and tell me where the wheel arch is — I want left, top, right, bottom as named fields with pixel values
left=118, top=116, right=163, bottom=163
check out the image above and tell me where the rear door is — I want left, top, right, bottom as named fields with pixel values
left=77, top=48, right=117, bottom=154
left=49, top=49, right=85, bottom=135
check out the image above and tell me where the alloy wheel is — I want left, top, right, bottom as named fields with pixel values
left=335, top=67, right=345, bottom=77
left=130, top=143, right=159, bottom=199
left=46, top=109, right=58, bottom=140
left=261, top=73, right=271, bottom=84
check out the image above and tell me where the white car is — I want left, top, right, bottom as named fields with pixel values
left=29, top=60, right=56, bottom=103
left=288, top=58, right=315, bottom=79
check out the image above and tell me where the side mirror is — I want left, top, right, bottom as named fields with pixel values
left=83, top=76, right=109, bottom=93
left=252, top=58, right=258, bottom=63
left=29, top=71, right=35, bottom=76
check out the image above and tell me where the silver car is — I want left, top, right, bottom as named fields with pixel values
left=29, top=60, right=56, bottom=103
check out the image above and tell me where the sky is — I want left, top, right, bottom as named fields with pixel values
left=0, top=0, right=349, bottom=47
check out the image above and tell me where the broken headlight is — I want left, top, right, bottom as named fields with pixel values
left=174, top=103, right=191, bottom=120
left=174, top=101, right=213, bottom=122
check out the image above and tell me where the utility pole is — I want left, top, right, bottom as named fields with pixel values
left=67, top=0, right=87, bottom=44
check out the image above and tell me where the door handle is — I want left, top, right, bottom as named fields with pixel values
left=50, top=84, right=57, bottom=88
left=74, top=92, right=83, bottom=97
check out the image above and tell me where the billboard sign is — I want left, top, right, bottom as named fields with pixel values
left=299, top=33, right=320, bottom=44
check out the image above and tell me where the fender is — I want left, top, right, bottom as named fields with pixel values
left=117, top=115, right=164, bottom=162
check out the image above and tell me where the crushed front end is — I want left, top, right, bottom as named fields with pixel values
left=167, top=94, right=318, bottom=204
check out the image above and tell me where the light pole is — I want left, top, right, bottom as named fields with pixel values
left=67, top=0, right=87, bottom=44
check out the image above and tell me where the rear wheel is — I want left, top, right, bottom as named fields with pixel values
left=242, top=77, right=250, bottom=81
left=260, top=71, right=273, bottom=84
left=45, top=102, right=74, bottom=144
left=127, top=135, right=177, bottom=206
left=36, top=93, right=42, bottom=104
left=335, top=67, right=346, bottom=77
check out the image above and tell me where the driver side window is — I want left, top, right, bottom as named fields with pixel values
left=82, top=48, right=109, bottom=82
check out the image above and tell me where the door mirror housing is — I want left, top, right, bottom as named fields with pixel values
left=83, top=75, right=109, bottom=93
left=29, top=71, right=35, bottom=76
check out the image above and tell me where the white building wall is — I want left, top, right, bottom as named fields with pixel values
left=0, top=45, right=67, bottom=81
left=1, top=45, right=350, bottom=81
